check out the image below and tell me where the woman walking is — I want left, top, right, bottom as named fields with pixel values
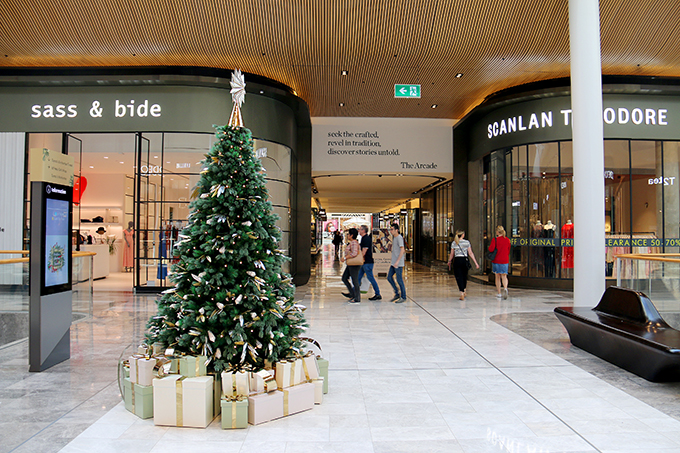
left=447, top=230, right=480, bottom=300
left=488, top=225, right=512, bottom=299
left=341, top=228, right=362, bottom=304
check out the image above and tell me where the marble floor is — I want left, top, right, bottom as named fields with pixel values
left=4, top=247, right=680, bottom=452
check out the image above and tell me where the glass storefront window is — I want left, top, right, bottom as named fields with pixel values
left=559, top=142, right=574, bottom=278
left=482, top=138, right=680, bottom=281
left=663, top=141, right=680, bottom=253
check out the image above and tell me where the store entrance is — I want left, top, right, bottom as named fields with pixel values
left=61, top=133, right=137, bottom=290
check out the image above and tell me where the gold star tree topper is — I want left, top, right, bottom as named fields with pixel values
left=229, top=69, right=246, bottom=127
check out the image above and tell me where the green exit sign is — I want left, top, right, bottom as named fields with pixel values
left=394, top=84, right=421, bottom=98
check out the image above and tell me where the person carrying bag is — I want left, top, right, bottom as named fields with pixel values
left=341, top=228, right=363, bottom=304
left=447, top=230, right=479, bottom=300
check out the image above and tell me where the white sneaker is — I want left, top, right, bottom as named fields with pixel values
left=495, top=293, right=502, bottom=298
left=502, top=288, right=508, bottom=300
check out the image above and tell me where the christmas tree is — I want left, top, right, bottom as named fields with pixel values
left=146, top=70, right=307, bottom=372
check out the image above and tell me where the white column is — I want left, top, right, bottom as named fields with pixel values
left=569, top=0, right=606, bottom=307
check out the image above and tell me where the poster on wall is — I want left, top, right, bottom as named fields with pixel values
left=312, top=117, right=454, bottom=175
left=44, top=198, right=70, bottom=287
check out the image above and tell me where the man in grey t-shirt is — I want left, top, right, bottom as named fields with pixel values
left=387, top=223, right=407, bottom=303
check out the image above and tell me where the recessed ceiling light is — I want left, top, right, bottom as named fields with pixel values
left=259, top=90, right=264, bottom=94
left=431, top=104, right=438, bottom=109
left=119, top=161, right=124, bottom=164
left=166, top=161, right=170, bottom=164
left=103, top=156, right=108, bottom=159
left=154, top=155, right=158, bottom=158
left=456, top=73, right=463, bottom=78
left=339, top=102, right=345, bottom=107
left=89, top=166, right=94, bottom=168
left=341, top=70, right=348, bottom=76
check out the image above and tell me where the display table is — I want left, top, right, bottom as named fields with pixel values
left=79, top=244, right=109, bottom=279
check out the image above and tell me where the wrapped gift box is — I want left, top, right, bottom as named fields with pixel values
left=153, top=375, right=214, bottom=428
left=250, top=369, right=277, bottom=395
left=221, top=397, right=248, bottom=429
left=313, top=378, right=324, bottom=405
left=212, top=374, right=222, bottom=418
left=317, top=357, right=329, bottom=394
left=301, top=354, right=320, bottom=381
left=179, top=355, right=207, bottom=377
left=281, top=382, right=314, bottom=416
left=221, top=370, right=250, bottom=397
left=248, top=390, right=284, bottom=425
left=129, top=356, right=155, bottom=386
left=123, top=377, right=153, bottom=419
left=275, top=358, right=303, bottom=389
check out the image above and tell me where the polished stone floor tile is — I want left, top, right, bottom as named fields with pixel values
left=3, top=245, right=680, bottom=452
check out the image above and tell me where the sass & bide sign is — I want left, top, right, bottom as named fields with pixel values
left=487, top=106, right=669, bottom=139
left=30, top=99, right=162, bottom=119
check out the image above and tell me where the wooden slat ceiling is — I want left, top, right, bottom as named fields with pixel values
left=2, top=0, right=679, bottom=119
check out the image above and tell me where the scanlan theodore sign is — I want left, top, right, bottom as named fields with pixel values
left=487, top=107, right=669, bottom=139
left=30, top=99, right=162, bottom=119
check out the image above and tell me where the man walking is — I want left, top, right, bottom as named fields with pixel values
left=357, top=225, right=382, bottom=301
left=387, top=223, right=406, bottom=303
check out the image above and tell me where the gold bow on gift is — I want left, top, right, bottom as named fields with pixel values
left=252, top=369, right=276, bottom=395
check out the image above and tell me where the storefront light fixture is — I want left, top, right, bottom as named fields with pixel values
left=339, top=102, right=345, bottom=107
left=431, top=104, right=437, bottom=109
left=341, top=70, right=348, bottom=76
left=456, top=73, right=463, bottom=78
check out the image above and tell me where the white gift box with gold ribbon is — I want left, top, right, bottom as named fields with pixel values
left=275, top=358, right=304, bottom=389
left=153, top=375, right=214, bottom=428
left=250, top=369, right=276, bottom=394
left=220, top=370, right=250, bottom=397
left=129, top=356, right=155, bottom=386
left=281, top=382, right=315, bottom=416
left=247, top=390, right=284, bottom=425
left=301, top=354, right=320, bottom=381
left=313, top=378, right=324, bottom=404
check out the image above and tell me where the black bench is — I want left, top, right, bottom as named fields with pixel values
left=555, top=286, right=680, bottom=382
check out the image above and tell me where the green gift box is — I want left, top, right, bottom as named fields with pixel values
left=123, top=377, right=154, bottom=419
left=221, top=397, right=248, bottom=429
left=317, top=357, right=329, bottom=394
left=179, top=355, right=207, bottom=377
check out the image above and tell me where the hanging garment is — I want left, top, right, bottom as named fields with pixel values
left=561, top=222, right=574, bottom=269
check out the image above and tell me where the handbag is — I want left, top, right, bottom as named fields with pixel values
left=346, top=241, right=364, bottom=266
left=455, top=242, right=472, bottom=269
left=486, top=238, right=498, bottom=261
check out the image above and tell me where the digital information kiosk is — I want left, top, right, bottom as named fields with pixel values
left=29, top=149, right=74, bottom=372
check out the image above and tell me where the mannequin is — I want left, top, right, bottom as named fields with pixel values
left=561, top=220, right=574, bottom=269
left=123, top=221, right=134, bottom=272
left=531, top=220, right=544, bottom=276
left=543, top=220, right=556, bottom=277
